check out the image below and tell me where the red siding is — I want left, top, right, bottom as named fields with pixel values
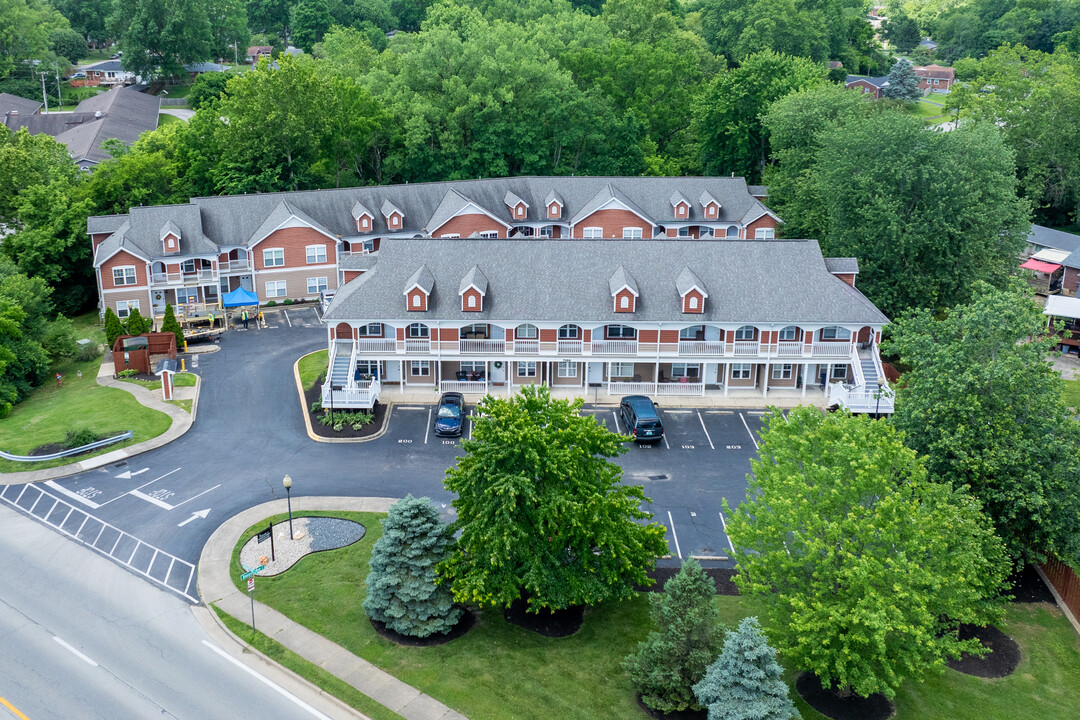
left=548, top=203, right=562, bottom=219
left=333, top=322, right=351, bottom=340
left=406, top=288, right=428, bottom=311
left=659, top=329, right=679, bottom=344
left=744, top=214, right=777, bottom=239
left=101, top=250, right=147, bottom=288
left=356, top=214, right=373, bottom=232
left=574, top=209, right=651, bottom=238
left=253, top=227, right=336, bottom=269
left=682, top=289, right=704, bottom=313
left=846, top=79, right=882, bottom=99
left=1063, top=267, right=1080, bottom=296
left=342, top=270, right=365, bottom=283
left=539, top=328, right=556, bottom=343
left=461, top=287, right=483, bottom=311
left=614, top=288, right=636, bottom=312
left=434, top=213, right=506, bottom=238
left=834, top=273, right=856, bottom=287
left=639, top=329, right=659, bottom=344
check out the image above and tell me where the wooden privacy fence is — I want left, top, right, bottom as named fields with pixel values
left=1040, top=557, right=1080, bottom=620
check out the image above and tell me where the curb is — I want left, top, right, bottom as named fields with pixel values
left=294, top=352, right=393, bottom=444
left=0, top=372, right=202, bottom=485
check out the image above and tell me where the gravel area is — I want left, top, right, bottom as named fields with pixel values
left=240, top=516, right=365, bottom=576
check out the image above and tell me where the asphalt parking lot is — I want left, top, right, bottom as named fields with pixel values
left=368, top=401, right=766, bottom=565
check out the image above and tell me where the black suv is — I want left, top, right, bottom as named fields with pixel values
left=433, top=392, right=465, bottom=437
left=619, top=395, right=664, bottom=443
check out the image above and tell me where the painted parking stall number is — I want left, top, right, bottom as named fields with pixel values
left=398, top=438, right=412, bottom=444
left=76, top=487, right=103, bottom=500
left=726, top=445, right=742, bottom=450
left=682, top=445, right=695, bottom=450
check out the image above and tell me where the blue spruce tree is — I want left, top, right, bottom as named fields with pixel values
left=882, top=58, right=921, bottom=102
left=694, top=616, right=800, bottom=720
left=364, top=495, right=462, bottom=637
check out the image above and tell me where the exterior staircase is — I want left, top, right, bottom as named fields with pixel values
left=328, top=341, right=353, bottom=387
left=826, top=342, right=895, bottom=415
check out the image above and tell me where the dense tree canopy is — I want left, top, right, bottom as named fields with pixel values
left=726, top=407, right=1008, bottom=699
left=885, top=281, right=1080, bottom=565
left=108, top=0, right=213, bottom=79
left=930, top=0, right=1080, bottom=62
left=442, top=385, right=668, bottom=611
left=0, top=0, right=72, bottom=79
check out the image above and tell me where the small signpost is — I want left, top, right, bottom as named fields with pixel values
left=240, top=563, right=266, bottom=633
left=256, top=522, right=275, bottom=561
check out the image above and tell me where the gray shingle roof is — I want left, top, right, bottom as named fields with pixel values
left=503, top=190, right=526, bottom=209
left=427, top=189, right=473, bottom=233
left=89, top=176, right=770, bottom=263
left=326, top=238, right=889, bottom=325
left=404, top=265, right=434, bottom=294
left=609, top=266, right=639, bottom=296
left=747, top=185, right=768, bottom=197
left=339, top=253, right=379, bottom=271
left=676, top=267, right=707, bottom=297
left=699, top=190, right=719, bottom=208
left=824, top=257, right=859, bottom=274
left=351, top=199, right=373, bottom=220
left=88, top=214, right=128, bottom=235
left=1029, top=225, right=1080, bottom=255
left=544, top=189, right=563, bottom=207
left=846, top=75, right=889, bottom=89
left=572, top=184, right=652, bottom=226
left=96, top=204, right=215, bottom=262
left=669, top=191, right=688, bottom=207
left=460, top=265, right=488, bottom=295
left=160, top=220, right=182, bottom=240
left=0, top=92, right=42, bottom=117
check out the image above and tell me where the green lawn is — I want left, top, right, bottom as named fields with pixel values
left=162, top=83, right=193, bottom=99
left=228, top=512, right=1080, bottom=720
left=77, top=48, right=112, bottom=63
left=1062, top=379, right=1080, bottom=410
left=0, top=355, right=172, bottom=472
left=298, top=350, right=328, bottom=391
left=71, top=311, right=105, bottom=346
left=167, top=399, right=193, bottom=413
left=120, top=372, right=198, bottom=392
left=158, top=112, right=186, bottom=126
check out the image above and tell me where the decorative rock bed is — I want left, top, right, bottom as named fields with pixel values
left=239, top=516, right=365, bottom=576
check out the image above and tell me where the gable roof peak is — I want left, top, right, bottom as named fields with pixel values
left=351, top=199, right=373, bottom=220
left=609, top=265, right=639, bottom=296
left=503, top=190, right=528, bottom=208
left=403, top=264, right=434, bottom=295
left=459, top=264, right=488, bottom=295
left=669, top=191, right=689, bottom=207
left=676, top=267, right=708, bottom=297
left=160, top=219, right=181, bottom=239
left=381, top=198, right=402, bottom=217
left=544, top=189, right=563, bottom=207
left=699, top=190, right=719, bottom=207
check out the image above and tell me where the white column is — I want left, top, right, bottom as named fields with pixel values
left=762, top=363, right=769, bottom=398
left=801, top=364, right=807, bottom=398
left=723, top=363, right=729, bottom=397
left=399, top=360, right=404, bottom=393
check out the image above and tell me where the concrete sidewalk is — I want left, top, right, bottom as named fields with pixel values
left=199, top=497, right=469, bottom=720
left=0, top=360, right=200, bottom=485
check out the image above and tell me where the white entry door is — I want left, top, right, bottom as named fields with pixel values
left=151, top=290, right=167, bottom=315
left=587, top=362, right=604, bottom=385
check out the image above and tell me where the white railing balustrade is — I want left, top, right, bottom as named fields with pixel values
left=404, top=338, right=430, bottom=354
left=459, top=339, right=505, bottom=354
left=811, top=343, right=851, bottom=357
left=512, top=339, right=539, bottom=355
left=732, top=341, right=759, bottom=356
left=655, top=382, right=705, bottom=396
left=355, top=338, right=396, bottom=353
left=557, top=340, right=582, bottom=355
left=439, top=380, right=488, bottom=393
left=219, top=259, right=250, bottom=272
left=678, top=341, right=725, bottom=357
left=321, top=380, right=380, bottom=409
left=775, top=342, right=805, bottom=357
left=592, top=340, right=638, bottom=356
left=607, top=381, right=655, bottom=395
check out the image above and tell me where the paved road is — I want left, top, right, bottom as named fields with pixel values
left=1, top=306, right=763, bottom=600
left=0, top=503, right=351, bottom=720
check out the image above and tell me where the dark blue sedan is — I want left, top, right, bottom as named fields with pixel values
left=433, top=392, right=465, bottom=437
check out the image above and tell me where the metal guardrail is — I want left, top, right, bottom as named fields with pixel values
left=0, top=430, right=133, bottom=462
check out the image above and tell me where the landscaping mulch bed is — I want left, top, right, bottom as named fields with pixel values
left=946, top=624, right=1021, bottom=678
left=636, top=565, right=738, bottom=595
left=636, top=696, right=706, bottom=720
left=304, top=382, right=387, bottom=439
left=503, top=597, right=584, bottom=637
left=30, top=429, right=124, bottom=458
left=370, top=608, right=476, bottom=647
left=795, top=672, right=893, bottom=720
left=1009, top=564, right=1055, bottom=603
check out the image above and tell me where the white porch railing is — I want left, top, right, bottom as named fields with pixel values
left=655, top=382, right=705, bottom=396
left=606, top=381, right=706, bottom=396
left=440, top=380, right=488, bottom=393
left=827, top=383, right=894, bottom=414
left=460, top=339, right=505, bottom=354
left=219, top=259, right=250, bottom=272
left=775, top=341, right=805, bottom=357
left=404, top=338, right=430, bottom=354
left=607, top=381, right=655, bottom=395
left=678, top=341, right=725, bottom=357
left=356, top=338, right=396, bottom=353
left=321, top=380, right=380, bottom=409
left=811, top=342, right=851, bottom=357
left=511, top=339, right=538, bottom=355
left=557, top=340, right=583, bottom=355
left=592, top=340, right=638, bottom=356
left=732, top=341, right=759, bottom=356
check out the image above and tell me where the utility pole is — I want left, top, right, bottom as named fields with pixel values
left=55, top=66, right=62, bottom=108
left=39, top=71, right=49, bottom=113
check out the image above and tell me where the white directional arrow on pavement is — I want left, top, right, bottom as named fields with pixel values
left=177, top=508, right=211, bottom=527
left=115, top=468, right=149, bottom=480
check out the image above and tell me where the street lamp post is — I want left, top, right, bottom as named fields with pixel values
left=874, top=380, right=883, bottom=417
left=283, top=474, right=294, bottom=539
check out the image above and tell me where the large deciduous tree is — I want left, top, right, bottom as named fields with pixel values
left=885, top=280, right=1080, bottom=565
left=442, top=384, right=668, bottom=612
left=291, top=0, right=331, bottom=53
left=725, top=407, right=1008, bottom=699
left=108, top=0, right=213, bottom=80
left=811, top=111, right=1029, bottom=318
left=696, top=51, right=824, bottom=181
left=364, top=494, right=462, bottom=638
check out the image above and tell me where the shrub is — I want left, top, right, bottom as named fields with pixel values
left=117, top=368, right=138, bottom=378
left=282, top=298, right=294, bottom=305
left=104, top=307, right=124, bottom=347
left=75, top=342, right=102, bottom=362
left=310, top=399, right=322, bottom=413
left=265, top=300, right=277, bottom=307
left=364, top=494, right=463, bottom=637
left=160, top=304, right=184, bottom=349
left=65, top=428, right=99, bottom=449
left=43, top=315, right=77, bottom=360
left=124, top=307, right=151, bottom=336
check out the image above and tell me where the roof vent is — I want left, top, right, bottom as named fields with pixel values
left=94, top=111, right=102, bottom=118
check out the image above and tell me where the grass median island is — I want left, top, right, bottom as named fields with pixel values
left=119, top=371, right=198, bottom=392
left=1062, top=378, right=1080, bottom=410
left=227, top=510, right=1080, bottom=720
left=298, top=350, right=328, bottom=391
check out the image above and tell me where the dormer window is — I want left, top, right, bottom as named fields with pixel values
left=468, top=295, right=476, bottom=308
left=549, top=203, right=560, bottom=217
left=545, top=190, right=563, bottom=219
left=390, top=214, right=401, bottom=228
left=610, top=265, right=639, bottom=313
left=620, top=296, right=630, bottom=309
left=515, top=204, right=526, bottom=218
left=459, top=264, right=487, bottom=312
left=677, top=267, right=707, bottom=314
left=705, top=203, right=717, bottom=218
left=160, top=220, right=182, bottom=254
left=403, top=264, right=433, bottom=311
left=382, top=199, right=404, bottom=232
left=689, top=296, right=698, bottom=309
left=412, top=295, right=421, bottom=308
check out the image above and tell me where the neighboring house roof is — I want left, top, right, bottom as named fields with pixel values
left=919, top=39, right=938, bottom=50
left=460, top=265, right=488, bottom=295
left=339, top=253, right=379, bottom=271
left=84, top=60, right=129, bottom=73
left=93, top=204, right=215, bottom=265
left=87, top=214, right=128, bottom=236
left=185, top=63, right=228, bottom=74
left=747, top=185, right=768, bottom=197
left=247, top=46, right=272, bottom=56
left=846, top=75, right=889, bottom=89
left=87, top=176, right=774, bottom=259
left=1027, top=225, right=1080, bottom=255
left=824, top=257, right=859, bottom=275
left=0, top=92, right=42, bottom=117
left=739, top=199, right=782, bottom=226
left=325, top=238, right=889, bottom=325
left=916, top=64, right=954, bottom=80
left=828, top=61, right=844, bottom=69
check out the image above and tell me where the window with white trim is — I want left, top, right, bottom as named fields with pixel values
left=479, top=231, right=498, bottom=238
left=679, top=325, right=702, bottom=340
left=622, top=227, right=643, bottom=239
left=779, top=325, right=798, bottom=341
left=115, top=299, right=140, bottom=318
left=755, top=227, right=775, bottom=240
left=772, top=364, right=793, bottom=380
left=610, top=362, right=634, bottom=376
left=677, top=204, right=687, bottom=217
left=607, top=325, right=636, bottom=339
left=734, top=325, right=756, bottom=340
left=266, top=280, right=287, bottom=297
left=462, top=323, right=488, bottom=336
left=412, top=294, right=422, bottom=308
left=112, top=266, right=137, bottom=285
left=688, top=295, right=699, bottom=309
left=582, top=227, right=602, bottom=239
left=441, top=233, right=460, bottom=239
left=558, top=324, right=578, bottom=339
left=176, top=287, right=198, bottom=304
left=678, top=226, right=690, bottom=237
left=726, top=225, right=739, bottom=238
left=361, top=238, right=376, bottom=253
left=830, top=363, right=848, bottom=380
left=671, top=363, right=700, bottom=379
left=307, top=276, right=328, bottom=294
left=356, top=361, right=378, bottom=376
left=557, top=361, right=577, bottom=378
left=263, top=248, right=284, bottom=267
left=517, top=361, right=537, bottom=377
left=820, top=326, right=851, bottom=340
left=356, top=323, right=382, bottom=337
left=467, top=295, right=477, bottom=308
left=539, top=225, right=553, bottom=237
left=516, top=324, right=538, bottom=339
left=408, top=323, right=429, bottom=338
left=390, top=214, right=400, bottom=228
left=182, top=259, right=196, bottom=273
left=619, top=295, right=630, bottom=309
left=730, top=363, right=752, bottom=379
left=306, top=245, right=326, bottom=264
left=410, top=361, right=430, bottom=376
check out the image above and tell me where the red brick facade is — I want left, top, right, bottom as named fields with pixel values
left=407, top=288, right=428, bottom=311
left=433, top=213, right=507, bottom=238
left=253, top=227, right=336, bottom=270
left=743, top=214, right=777, bottom=239
left=573, top=209, right=652, bottom=238
left=461, top=287, right=483, bottom=311
left=682, top=289, right=705, bottom=313
left=614, top=288, right=636, bottom=312
left=101, top=250, right=148, bottom=288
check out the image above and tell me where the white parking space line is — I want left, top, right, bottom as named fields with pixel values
left=468, top=411, right=473, bottom=440
left=664, top=410, right=692, bottom=414
left=706, top=410, right=733, bottom=414
left=662, top=432, right=670, bottom=450
left=612, top=411, right=622, bottom=434
left=739, top=413, right=759, bottom=450
left=283, top=310, right=292, bottom=328
left=667, top=510, right=682, bottom=559
left=129, top=490, right=174, bottom=510
left=313, top=307, right=322, bottom=323
left=54, top=636, right=99, bottom=667
left=200, top=641, right=333, bottom=720
left=170, top=484, right=220, bottom=510
left=394, top=406, right=426, bottom=410
left=718, top=512, right=736, bottom=554
left=697, top=411, right=715, bottom=450
left=425, top=408, right=431, bottom=444
left=43, top=480, right=101, bottom=509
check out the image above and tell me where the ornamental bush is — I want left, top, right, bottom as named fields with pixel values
left=364, top=495, right=462, bottom=638
left=160, top=303, right=184, bottom=349
left=104, top=307, right=123, bottom=348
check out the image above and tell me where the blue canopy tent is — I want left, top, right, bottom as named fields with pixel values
left=222, top=287, right=259, bottom=307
